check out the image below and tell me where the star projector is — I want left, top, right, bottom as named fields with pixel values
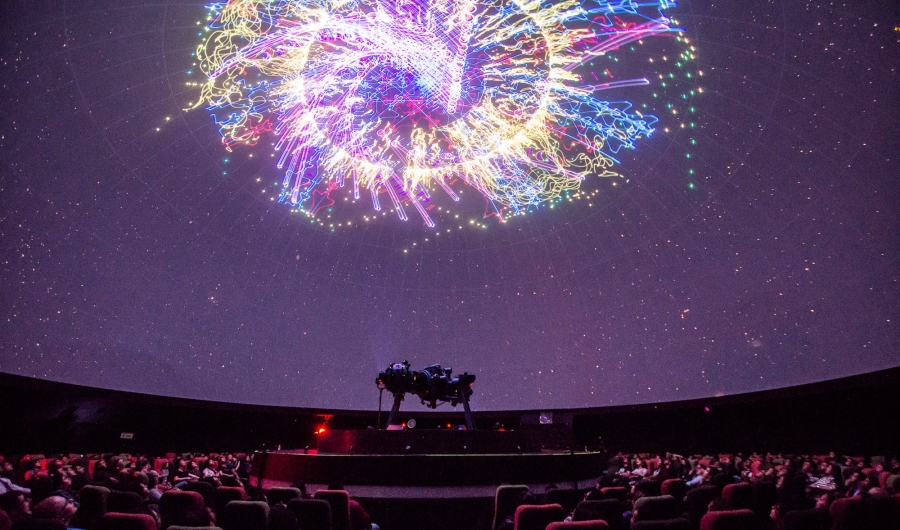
left=377, top=361, right=476, bottom=429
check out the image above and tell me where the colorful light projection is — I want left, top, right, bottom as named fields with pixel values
left=195, top=0, right=684, bottom=226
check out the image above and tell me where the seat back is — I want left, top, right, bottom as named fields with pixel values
left=214, top=486, right=247, bottom=520
left=829, top=496, right=865, bottom=530
left=781, top=508, right=831, bottom=530
left=493, top=485, right=530, bottom=530
left=221, top=500, right=270, bottom=530
left=0, top=508, right=10, bottom=530
left=179, top=481, right=215, bottom=507
left=699, top=509, right=764, bottom=530
left=6, top=521, right=68, bottom=530
left=314, top=490, right=351, bottom=530
left=599, top=488, right=627, bottom=503
left=98, top=512, right=158, bottom=530
left=267, top=487, right=302, bottom=506
left=167, top=527, right=225, bottom=530
left=722, top=483, right=753, bottom=510
left=573, top=500, right=624, bottom=530
left=160, top=489, right=208, bottom=529
left=660, top=479, right=686, bottom=500
left=546, top=520, right=610, bottom=530
left=633, top=495, right=680, bottom=522
left=513, top=503, right=564, bottom=530
left=107, top=491, right=144, bottom=514
left=71, top=484, right=110, bottom=529
left=630, top=519, right=691, bottom=530
left=287, top=498, right=332, bottom=530
left=685, top=485, right=719, bottom=525
left=546, top=488, right=581, bottom=515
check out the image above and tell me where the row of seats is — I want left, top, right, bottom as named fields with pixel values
left=493, top=483, right=900, bottom=530
left=69, top=485, right=354, bottom=530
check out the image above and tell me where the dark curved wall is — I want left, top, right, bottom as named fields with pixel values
left=1, top=368, right=897, bottom=456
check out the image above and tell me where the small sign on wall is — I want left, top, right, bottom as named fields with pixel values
left=120, top=432, right=134, bottom=440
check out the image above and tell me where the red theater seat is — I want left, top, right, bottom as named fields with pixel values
left=878, top=471, right=891, bottom=490
left=829, top=496, right=865, bottom=530
left=660, top=479, right=685, bottom=500
left=160, top=490, right=207, bottom=529
left=314, top=489, right=352, bottom=530
left=214, top=486, right=247, bottom=519
left=513, top=504, right=565, bottom=530
left=546, top=520, right=610, bottom=530
left=98, top=512, right=158, bottom=530
left=600, top=487, right=627, bottom=503
left=722, top=483, right=753, bottom=510
left=699, top=509, right=764, bottom=530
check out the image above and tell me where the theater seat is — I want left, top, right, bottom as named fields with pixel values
left=513, top=504, right=565, bottom=530
left=599, top=488, right=627, bottom=503
left=314, top=489, right=352, bottom=530
left=633, top=496, right=680, bottom=522
left=179, top=481, right=215, bottom=507
left=222, top=500, right=270, bottom=530
left=660, top=479, right=686, bottom=500
left=572, top=500, right=624, bottom=530
left=829, top=496, right=865, bottom=530
left=160, top=490, right=207, bottom=529
left=71, top=484, right=110, bottom=529
left=546, top=520, right=610, bottom=530
left=685, top=485, right=719, bottom=525
left=781, top=508, right=831, bottom=530
left=699, top=509, right=764, bottom=530
left=212, top=486, right=245, bottom=518
left=722, top=483, right=753, bottom=510
left=493, top=485, right=530, bottom=530
left=107, top=491, right=144, bottom=514
left=546, top=488, right=582, bottom=514
left=267, top=486, right=302, bottom=506
left=167, top=527, right=225, bottom=530
left=7, top=521, right=68, bottom=530
left=287, top=498, right=333, bottom=530
left=98, top=513, right=157, bottom=530
left=629, top=519, right=691, bottom=530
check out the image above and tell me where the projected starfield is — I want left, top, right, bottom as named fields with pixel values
left=1, top=0, right=898, bottom=411
left=196, top=0, right=685, bottom=225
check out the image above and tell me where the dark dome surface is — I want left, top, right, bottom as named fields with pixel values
left=1, top=0, right=897, bottom=410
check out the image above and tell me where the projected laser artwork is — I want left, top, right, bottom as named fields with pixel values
left=196, top=0, right=685, bottom=226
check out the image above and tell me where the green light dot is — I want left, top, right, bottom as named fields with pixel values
left=688, top=182, right=695, bottom=189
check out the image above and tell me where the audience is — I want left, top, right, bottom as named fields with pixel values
left=0, top=450, right=896, bottom=529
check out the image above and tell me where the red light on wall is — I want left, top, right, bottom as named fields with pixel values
left=316, top=427, right=326, bottom=434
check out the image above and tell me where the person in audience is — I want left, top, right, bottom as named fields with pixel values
left=0, top=491, right=31, bottom=525
left=0, top=461, right=30, bottom=497
left=31, top=496, right=77, bottom=527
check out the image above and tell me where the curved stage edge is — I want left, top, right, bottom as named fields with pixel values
left=250, top=430, right=605, bottom=499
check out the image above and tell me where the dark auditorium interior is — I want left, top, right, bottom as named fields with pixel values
left=1, top=0, right=899, bottom=529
